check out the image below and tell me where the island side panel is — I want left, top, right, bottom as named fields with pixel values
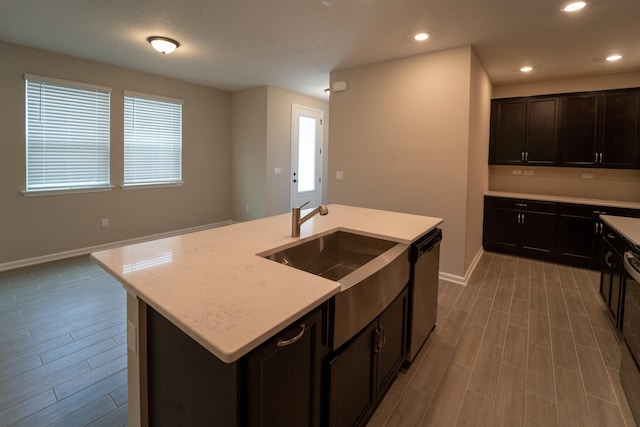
left=126, top=292, right=147, bottom=427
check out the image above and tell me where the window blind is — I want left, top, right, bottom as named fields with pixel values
left=123, top=92, right=183, bottom=186
left=25, top=75, right=111, bottom=192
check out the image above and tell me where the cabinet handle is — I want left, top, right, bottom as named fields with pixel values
left=521, top=214, right=525, bottom=225
left=525, top=152, right=529, bottom=162
left=521, top=152, right=525, bottom=162
left=515, top=203, right=528, bottom=207
left=276, top=324, right=305, bottom=347
left=599, top=223, right=603, bottom=234
left=606, top=233, right=616, bottom=240
left=373, top=327, right=383, bottom=353
left=517, top=213, right=521, bottom=224
left=599, top=153, right=603, bottom=163
left=605, top=251, right=613, bottom=267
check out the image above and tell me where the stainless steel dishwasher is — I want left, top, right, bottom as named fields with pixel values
left=405, top=228, right=442, bottom=365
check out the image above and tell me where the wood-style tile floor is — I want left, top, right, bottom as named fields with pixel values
left=2, top=252, right=637, bottom=426
left=369, top=251, right=638, bottom=427
left=0, top=256, right=127, bottom=426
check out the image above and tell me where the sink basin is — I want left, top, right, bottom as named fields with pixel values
left=260, top=230, right=410, bottom=350
left=260, top=230, right=397, bottom=281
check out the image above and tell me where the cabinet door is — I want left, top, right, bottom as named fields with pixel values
left=600, top=246, right=613, bottom=309
left=490, top=99, right=526, bottom=164
left=526, top=97, right=558, bottom=165
left=600, top=91, right=639, bottom=168
left=608, top=249, right=623, bottom=328
left=557, top=211, right=599, bottom=268
left=560, top=94, right=599, bottom=167
left=520, top=211, right=556, bottom=256
left=248, top=308, right=324, bottom=427
left=328, top=322, right=376, bottom=427
left=483, top=206, right=520, bottom=251
left=375, top=288, right=408, bottom=399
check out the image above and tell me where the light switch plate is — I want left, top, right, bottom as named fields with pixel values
left=274, top=167, right=281, bottom=175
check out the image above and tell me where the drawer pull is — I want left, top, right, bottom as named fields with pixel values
left=516, top=203, right=528, bottom=207
left=277, top=324, right=305, bottom=347
left=606, top=233, right=616, bottom=240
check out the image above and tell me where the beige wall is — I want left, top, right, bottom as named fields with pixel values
left=490, top=71, right=640, bottom=203
left=0, top=41, right=231, bottom=264
left=231, top=87, right=268, bottom=221
left=465, top=51, right=492, bottom=273
left=328, top=46, right=488, bottom=279
left=231, top=86, right=329, bottom=221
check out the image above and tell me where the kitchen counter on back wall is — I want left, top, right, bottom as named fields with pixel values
left=486, top=191, right=640, bottom=210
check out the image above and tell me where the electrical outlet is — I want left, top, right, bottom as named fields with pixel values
left=512, top=170, right=522, bottom=175
left=582, top=173, right=594, bottom=179
left=336, top=171, right=344, bottom=180
left=523, top=170, right=533, bottom=176
left=245, top=205, right=249, bottom=212
left=274, top=167, right=282, bottom=175
left=101, top=218, right=109, bottom=228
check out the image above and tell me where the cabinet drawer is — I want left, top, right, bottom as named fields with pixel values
left=485, top=196, right=556, bottom=214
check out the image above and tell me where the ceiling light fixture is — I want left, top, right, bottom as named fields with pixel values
left=606, top=54, right=622, bottom=61
left=520, top=66, right=533, bottom=72
left=321, top=0, right=337, bottom=6
left=147, top=36, right=180, bottom=54
left=414, top=33, right=429, bottom=41
left=562, top=1, right=586, bottom=12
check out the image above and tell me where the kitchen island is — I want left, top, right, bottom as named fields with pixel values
left=91, top=204, right=443, bottom=426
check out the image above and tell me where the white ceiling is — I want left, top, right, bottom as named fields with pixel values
left=1, top=0, right=639, bottom=99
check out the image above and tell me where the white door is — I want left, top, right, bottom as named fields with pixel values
left=290, top=104, right=324, bottom=209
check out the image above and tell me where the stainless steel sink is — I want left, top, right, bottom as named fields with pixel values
left=261, top=230, right=397, bottom=281
left=259, top=230, right=410, bottom=350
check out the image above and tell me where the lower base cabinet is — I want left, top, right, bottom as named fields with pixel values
left=145, top=303, right=326, bottom=427
left=600, top=224, right=625, bottom=328
left=484, top=196, right=640, bottom=269
left=143, top=287, right=409, bottom=427
left=327, top=287, right=408, bottom=427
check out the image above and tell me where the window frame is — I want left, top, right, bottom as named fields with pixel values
left=122, top=90, right=184, bottom=189
left=22, top=74, right=112, bottom=196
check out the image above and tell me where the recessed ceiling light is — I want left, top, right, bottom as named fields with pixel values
left=321, top=0, right=337, bottom=5
left=147, top=36, right=180, bottom=54
left=520, top=66, right=533, bottom=72
left=414, top=33, right=429, bottom=41
left=562, top=2, right=586, bottom=12
left=606, top=54, right=622, bottom=61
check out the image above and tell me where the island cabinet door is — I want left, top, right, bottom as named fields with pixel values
left=327, top=322, right=377, bottom=427
left=374, top=287, right=408, bottom=400
left=247, top=307, right=325, bottom=427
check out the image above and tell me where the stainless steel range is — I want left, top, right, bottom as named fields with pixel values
left=622, top=245, right=640, bottom=425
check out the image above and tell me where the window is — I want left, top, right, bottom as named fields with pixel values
left=123, top=91, right=183, bottom=187
left=24, top=74, right=111, bottom=194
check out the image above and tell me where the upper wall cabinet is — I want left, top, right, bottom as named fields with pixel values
left=489, top=97, right=558, bottom=166
left=490, top=88, right=640, bottom=170
left=559, top=90, right=640, bottom=168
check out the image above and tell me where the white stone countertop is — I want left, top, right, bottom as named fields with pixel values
left=486, top=191, right=640, bottom=210
left=91, top=204, right=443, bottom=363
left=600, top=215, right=640, bottom=247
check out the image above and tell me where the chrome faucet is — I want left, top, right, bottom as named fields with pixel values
left=291, top=202, right=329, bottom=237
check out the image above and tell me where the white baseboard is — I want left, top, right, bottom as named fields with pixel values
left=0, top=220, right=234, bottom=272
left=438, top=247, right=485, bottom=286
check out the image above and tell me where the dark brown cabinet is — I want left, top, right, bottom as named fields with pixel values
left=483, top=196, right=640, bottom=269
left=490, top=87, right=640, bottom=170
left=600, top=224, right=625, bottom=328
left=328, top=287, right=408, bottom=427
left=483, top=197, right=556, bottom=259
left=559, top=90, right=640, bottom=168
left=557, top=204, right=605, bottom=269
left=145, top=303, right=326, bottom=427
left=490, top=97, right=558, bottom=166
